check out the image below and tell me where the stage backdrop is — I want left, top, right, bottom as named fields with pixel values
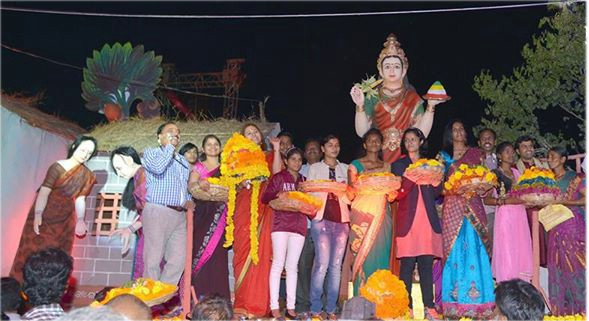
left=1, top=94, right=85, bottom=275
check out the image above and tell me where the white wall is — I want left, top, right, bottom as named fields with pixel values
left=1, top=107, right=71, bottom=275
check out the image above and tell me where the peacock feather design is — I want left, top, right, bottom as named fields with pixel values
left=81, top=42, right=163, bottom=119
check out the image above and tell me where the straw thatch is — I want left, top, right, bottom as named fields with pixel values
left=1, top=93, right=86, bottom=139
left=89, top=117, right=279, bottom=153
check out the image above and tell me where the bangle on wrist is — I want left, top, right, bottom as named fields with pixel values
left=355, top=106, right=365, bottom=113
left=128, top=225, right=137, bottom=233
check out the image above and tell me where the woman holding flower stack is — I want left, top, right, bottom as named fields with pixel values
left=262, top=147, right=309, bottom=319
left=347, top=128, right=393, bottom=295
left=437, top=119, right=495, bottom=319
left=188, top=134, right=230, bottom=301
left=232, top=123, right=281, bottom=318
left=546, top=146, right=585, bottom=316
left=483, top=142, right=532, bottom=283
left=307, top=135, right=351, bottom=319
left=391, top=128, right=443, bottom=320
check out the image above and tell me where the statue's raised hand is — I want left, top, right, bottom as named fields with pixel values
left=350, top=85, right=365, bottom=108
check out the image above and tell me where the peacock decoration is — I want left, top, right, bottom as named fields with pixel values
left=81, top=42, right=163, bottom=121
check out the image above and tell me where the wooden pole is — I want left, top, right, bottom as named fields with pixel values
left=182, top=208, right=194, bottom=316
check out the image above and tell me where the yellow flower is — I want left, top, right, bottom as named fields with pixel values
left=359, top=270, right=409, bottom=319
left=459, top=164, right=468, bottom=171
left=286, top=191, right=322, bottom=208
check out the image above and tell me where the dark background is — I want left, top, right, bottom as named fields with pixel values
left=1, top=1, right=551, bottom=162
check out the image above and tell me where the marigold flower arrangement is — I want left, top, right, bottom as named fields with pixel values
left=444, top=164, right=497, bottom=197
left=355, top=172, right=401, bottom=195
left=299, top=179, right=348, bottom=194
left=509, top=167, right=560, bottom=205
left=359, top=269, right=410, bottom=319
left=91, top=278, right=177, bottom=307
left=269, top=191, right=322, bottom=216
left=405, top=159, right=444, bottom=185
left=207, top=132, right=270, bottom=265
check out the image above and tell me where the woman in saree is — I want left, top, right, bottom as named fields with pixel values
left=109, top=146, right=147, bottom=279
left=232, top=123, right=281, bottom=318
left=188, top=135, right=230, bottom=300
left=546, top=146, right=585, bottom=316
left=437, top=120, right=494, bottom=319
left=10, top=136, right=97, bottom=283
left=392, top=128, right=443, bottom=320
left=350, top=33, right=444, bottom=276
left=347, top=128, right=393, bottom=294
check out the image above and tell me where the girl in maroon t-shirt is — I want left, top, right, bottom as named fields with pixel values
left=262, top=147, right=308, bottom=319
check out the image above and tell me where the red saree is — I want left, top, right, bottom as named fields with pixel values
left=232, top=152, right=274, bottom=317
left=10, top=163, right=96, bottom=283
left=367, top=86, right=424, bottom=164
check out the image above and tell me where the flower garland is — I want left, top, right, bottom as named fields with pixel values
left=249, top=180, right=261, bottom=264
left=444, top=164, right=498, bottom=194
left=359, top=269, right=410, bottom=319
left=208, top=133, right=270, bottom=265
left=285, top=191, right=322, bottom=209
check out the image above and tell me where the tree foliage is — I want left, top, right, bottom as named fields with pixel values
left=473, top=3, right=585, bottom=153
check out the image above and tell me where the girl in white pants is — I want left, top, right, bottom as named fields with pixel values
left=261, top=147, right=311, bottom=319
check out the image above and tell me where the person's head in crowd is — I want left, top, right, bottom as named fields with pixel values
left=284, top=147, right=304, bottom=175
left=156, top=121, right=180, bottom=148
left=321, top=134, right=341, bottom=162
left=303, top=138, right=322, bottom=165
left=494, top=279, right=545, bottom=320
left=442, top=119, right=468, bottom=155
left=496, top=142, right=516, bottom=167
left=547, top=146, right=569, bottom=172
left=23, top=248, right=73, bottom=307
left=361, top=128, right=384, bottom=159
left=277, top=131, right=294, bottom=156
left=1, top=277, right=23, bottom=318
left=191, top=294, right=233, bottom=321
left=199, top=134, right=222, bottom=162
left=179, top=143, right=199, bottom=166
left=67, top=135, right=98, bottom=163
left=241, top=123, right=265, bottom=148
left=105, top=294, right=151, bottom=321
left=54, top=306, right=127, bottom=321
left=515, top=135, right=537, bottom=163
left=400, top=127, right=427, bottom=157
left=478, top=128, right=497, bottom=156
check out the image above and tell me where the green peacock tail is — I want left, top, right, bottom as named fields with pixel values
left=81, top=42, right=163, bottom=117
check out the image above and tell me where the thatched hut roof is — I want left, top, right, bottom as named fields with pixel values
left=1, top=93, right=86, bottom=139
left=89, top=117, right=280, bottom=153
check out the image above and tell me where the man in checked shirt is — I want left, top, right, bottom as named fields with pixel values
left=142, top=121, right=194, bottom=285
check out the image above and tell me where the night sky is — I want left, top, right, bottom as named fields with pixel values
left=1, top=1, right=551, bottom=162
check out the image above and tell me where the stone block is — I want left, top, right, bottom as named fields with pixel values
left=73, top=258, right=95, bottom=272
left=95, top=259, right=121, bottom=273
left=85, top=246, right=110, bottom=259
left=80, top=272, right=108, bottom=286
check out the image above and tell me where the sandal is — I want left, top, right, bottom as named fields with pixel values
left=285, top=310, right=297, bottom=319
left=271, top=309, right=282, bottom=319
